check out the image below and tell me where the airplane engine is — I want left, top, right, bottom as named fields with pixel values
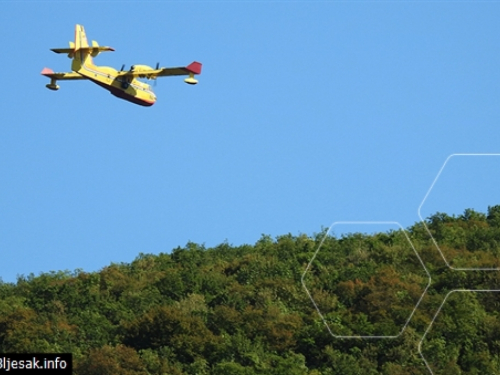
left=130, top=65, right=154, bottom=72
left=91, top=40, right=101, bottom=57
left=67, top=42, right=75, bottom=58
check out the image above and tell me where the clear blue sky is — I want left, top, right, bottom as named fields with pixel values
left=0, top=1, right=499, bottom=283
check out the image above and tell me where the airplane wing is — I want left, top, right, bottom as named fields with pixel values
left=155, top=61, right=202, bottom=77
left=118, top=62, right=202, bottom=78
left=41, top=68, right=86, bottom=80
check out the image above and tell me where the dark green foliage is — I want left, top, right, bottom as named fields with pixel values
left=0, top=206, right=500, bottom=374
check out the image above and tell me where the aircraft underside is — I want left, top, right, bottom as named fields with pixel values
left=89, top=78, right=155, bottom=107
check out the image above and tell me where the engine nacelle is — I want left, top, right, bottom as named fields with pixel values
left=130, top=65, right=154, bottom=72
left=90, top=40, right=100, bottom=57
left=67, top=41, right=75, bottom=58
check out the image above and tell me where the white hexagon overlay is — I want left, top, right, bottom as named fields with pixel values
left=418, top=290, right=500, bottom=375
left=301, top=221, right=432, bottom=339
left=418, top=153, right=500, bottom=271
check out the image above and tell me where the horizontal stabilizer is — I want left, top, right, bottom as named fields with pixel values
left=51, top=46, right=114, bottom=54
left=51, top=48, right=73, bottom=54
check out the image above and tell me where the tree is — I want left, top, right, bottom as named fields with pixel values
left=74, top=345, right=147, bottom=375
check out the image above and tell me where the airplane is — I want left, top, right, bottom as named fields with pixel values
left=41, top=24, right=202, bottom=107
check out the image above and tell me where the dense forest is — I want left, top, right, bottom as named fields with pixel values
left=1, top=207, right=500, bottom=374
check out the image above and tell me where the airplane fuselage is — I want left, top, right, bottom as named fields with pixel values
left=75, top=57, right=157, bottom=106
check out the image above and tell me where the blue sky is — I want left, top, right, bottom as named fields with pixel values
left=0, top=1, right=499, bottom=283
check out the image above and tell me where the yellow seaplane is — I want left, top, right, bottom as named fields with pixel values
left=41, top=24, right=202, bottom=106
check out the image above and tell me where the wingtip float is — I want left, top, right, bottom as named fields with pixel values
left=41, top=24, right=202, bottom=106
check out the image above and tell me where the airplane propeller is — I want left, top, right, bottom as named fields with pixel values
left=152, top=62, right=160, bottom=86
left=117, top=62, right=160, bottom=87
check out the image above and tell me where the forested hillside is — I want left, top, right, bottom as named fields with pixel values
left=1, top=207, right=500, bottom=374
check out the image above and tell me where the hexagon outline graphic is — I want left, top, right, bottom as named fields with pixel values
left=417, top=153, right=500, bottom=271
left=301, top=221, right=432, bottom=339
left=418, top=289, right=500, bottom=375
